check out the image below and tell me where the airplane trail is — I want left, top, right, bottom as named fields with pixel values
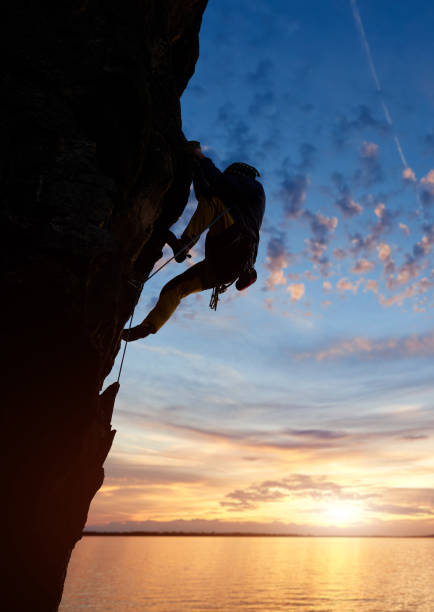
left=350, top=0, right=408, bottom=169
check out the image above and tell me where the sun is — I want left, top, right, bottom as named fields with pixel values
left=324, top=501, right=365, bottom=526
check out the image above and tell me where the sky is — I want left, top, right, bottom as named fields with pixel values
left=90, top=0, right=434, bottom=536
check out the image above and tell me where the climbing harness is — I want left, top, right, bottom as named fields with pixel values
left=209, top=281, right=234, bottom=311
left=208, top=265, right=257, bottom=310
left=117, top=205, right=231, bottom=383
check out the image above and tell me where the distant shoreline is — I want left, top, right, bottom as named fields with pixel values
left=83, top=531, right=434, bottom=538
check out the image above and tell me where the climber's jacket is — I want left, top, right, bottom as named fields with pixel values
left=193, top=157, right=266, bottom=254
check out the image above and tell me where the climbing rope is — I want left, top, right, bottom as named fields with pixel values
left=116, top=206, right=231, bottom=383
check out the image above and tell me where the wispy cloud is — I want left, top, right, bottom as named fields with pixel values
left=354, top=141, right=383, bottom=186
left=297, top=330, right=434, bottom=362
left=419, top=169, right=434, bottom=207
left=352, top=259, right=375, bottom=274
left=332, top=105, right=388, bottom=148
left=221, top=474, right=372, bottom=511
left=264, top=234, right=292, bottom=289
left=332, top=172, right=363, bottom=217
left=280, top=174, right=309, bottom=218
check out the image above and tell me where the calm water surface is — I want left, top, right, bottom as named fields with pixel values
left=60, top=536, right=434, bottom=611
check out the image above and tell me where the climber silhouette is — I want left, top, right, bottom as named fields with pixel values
left=122, top=143, right=266, bottom=341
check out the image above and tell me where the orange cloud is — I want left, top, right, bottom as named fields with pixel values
left=403, top=167, right=416, bottom=182
left=399, top=223, right=410, bottom=236
left=337, top=278, right=362, bottom=293
left=352, top=259, right=375, bottom=274
left=374, top=202, right=385, bottom=218
left=287, top=283, right=305, bottom=301
left=297, top=330, right=434, bottom=361
left=377, top=242, right=391, bottom=261
left=364, top=279, right=378, bottom=294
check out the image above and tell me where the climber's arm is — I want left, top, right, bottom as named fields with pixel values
left=190, top=144, right=240, bottom=205
left=180, top=195, right=218, bottom=244
left=194, top=157, right=240, bottom=205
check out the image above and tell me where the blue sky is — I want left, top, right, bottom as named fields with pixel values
left=90, top=0, right=434, bottom=535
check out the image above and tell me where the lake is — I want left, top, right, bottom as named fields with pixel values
left=60, top=536, right=434, bottom=611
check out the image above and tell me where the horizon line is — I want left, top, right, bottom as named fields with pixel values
left=83, top=530, right=434, bottom=538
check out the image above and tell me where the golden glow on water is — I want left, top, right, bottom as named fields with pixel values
left=60, top=536, right=434, bottom=611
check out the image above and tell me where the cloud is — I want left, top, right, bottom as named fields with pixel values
left=297, top=142, right=317, bottom=171
left=264, top=234, right=292, bottom=289
left=348, top=232, right=376, bottom=255
left=264, top=297, right=273, bottom=311
left=419, top=169, right=434, bottom=207
left=248, top=90, right=276, bottom=117
left=188, top=85, right=207, bottom=98
left=377, top=242, right=391, bottom=261
left=374, top=203, right=385, bottom=218
left=361, top=141, right=378, bottom=158
left=364, top=279, right=378, bottom=294
left=105, top=458, right=203, bottom=486
left=287, top=429, right=347, bottom=440
left=332, top=173, right=363, bottom=217
left=425, top=131, right=434, bottom=151
left=333, top=248, right=348, bottom=260
left=332, top=105, right=388, bottom=148
left=311, top=213, right=338, bottom=232
left=403, top=167, right=416, bottom=182
left=414, top=235, right=432, bottom=256
left=216, top=103, right=258, bottom=166
left=297, top=330, right=434, bottom=362
left=336, top=278, right=362, bottom=293
left=347, top=203, right=397, bottom=269
left=221, top=474, right=351, bottom=511
left=354, top=141, right=383, bottom=186
left=336, top=194, right=363, bottom=218
left=247, top=59, right=274, bottom=87
left=303, top=211, right=338, bottom=273
left=399, top=223, right=410, bottom=236
left=380, top=277, right=432, bottom=307
left=368, top=503, right=434, bottom=517
left=393, top=259, right=425, bottom=287
left=280, top=174, right=309, bottom=218
left=287, top=283, right=305, bottom=301
left=375, top=240, right=396, bottom=283
left=352, top=259, right=375, bottom=274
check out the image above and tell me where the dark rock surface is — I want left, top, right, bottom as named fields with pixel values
left=0, top=1, right=207, bottom=609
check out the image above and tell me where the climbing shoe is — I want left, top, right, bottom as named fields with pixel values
left=236, top=268, right=257, bottom=291
left=122, top=321, right=156, bottom=342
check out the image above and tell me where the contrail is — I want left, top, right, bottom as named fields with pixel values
left=350, top=0, right=408, bottom=169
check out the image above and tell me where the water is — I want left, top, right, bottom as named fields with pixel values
left=60, top=536, right=434, bottom=611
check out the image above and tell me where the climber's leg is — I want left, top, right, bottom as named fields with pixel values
left=146, top=263, right=206, bottom=331
left=181, top=195, right=234, bottom=244
left=123, top=261, right=216, bottom=341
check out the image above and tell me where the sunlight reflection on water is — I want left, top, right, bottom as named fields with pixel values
left=60, top=536, right=434, bottom=611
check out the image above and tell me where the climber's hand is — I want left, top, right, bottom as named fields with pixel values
left=166, top=231, right=191, bottom=263
left=174, top=237, right=192, bottom=263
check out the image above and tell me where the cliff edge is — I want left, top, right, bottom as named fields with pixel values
left=0, top=1, right=207, bottom=609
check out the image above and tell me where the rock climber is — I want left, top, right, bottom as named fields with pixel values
left=122, top=143, right=266, bottom=341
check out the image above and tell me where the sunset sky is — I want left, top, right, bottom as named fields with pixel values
left=90, top=0, right=434, bottom=536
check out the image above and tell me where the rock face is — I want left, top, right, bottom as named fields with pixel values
left=0, top=1, right=207, bottom=609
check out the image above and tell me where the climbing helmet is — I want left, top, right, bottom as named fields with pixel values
left=224, top=162, right=260, bottom=179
